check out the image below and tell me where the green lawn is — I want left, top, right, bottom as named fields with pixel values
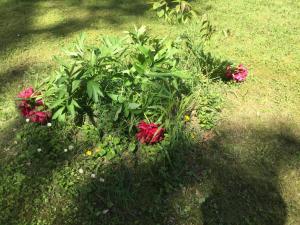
left=1, top=0, right=299, bottom=224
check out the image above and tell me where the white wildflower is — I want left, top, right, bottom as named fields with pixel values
left=47, top=122, right=52, bottom=127
left=102, top=209, right=109, bottom=214
left=64, top=149, right=68, bottom=152
left=37, top=148, right=42, bottom=152
left=78, top=168, right=84, bottom=174
left=99, top=177, right=105, bottom=183
left=91, top=173, right=96, bottom=178
left=26, top=118, right=30, bottom=123
left=68, top=145, right=74, bottom=150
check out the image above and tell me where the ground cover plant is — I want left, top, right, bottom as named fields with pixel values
left=152, top=0, right=197, bottom=23
left=0, top=0, right=299, bottom=225
left=16, top=24, right=226, bottom=159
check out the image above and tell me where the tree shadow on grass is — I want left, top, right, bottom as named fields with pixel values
left=199, top=121, right=299, bottom=225
left=0, top=0, right=149, bottom=55
left=0, top=0, right=150, bottom=102
left=0, top=120, right=82, bottom=224
left=1, top=117, right=298, bottom=224
left=0, top=0, right=41, bottom=55
left=30, top=0, right=149, bottom=37
left=0, top=64, right=31, bottom=95
left=56, top=121, right=299, bottom=225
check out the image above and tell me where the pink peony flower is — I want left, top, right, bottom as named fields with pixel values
left=226, top=64, right=248, bottom=82
left=17, top=87, right=34, bottom=99
left=19, top=103, right=32, bottom=118
left=16, top=87, right=51, bottom=124
left=35, top=98, right=44, bottom=106
left=226, top=65, right=233, bottom=79
left=28, top=111, right=51, bottom=124
left=136, top=121, right=165, bottom=144
left=232, top=64, right=248, bottom=82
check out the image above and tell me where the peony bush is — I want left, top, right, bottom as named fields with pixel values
left=16, top=26, right=248, bottom=148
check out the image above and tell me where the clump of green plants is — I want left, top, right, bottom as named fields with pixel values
left=152, top=0, right=197, bottom=24
left=16, top=24, right=233, bottom=160
left=41, top=26, right=192, bottom=141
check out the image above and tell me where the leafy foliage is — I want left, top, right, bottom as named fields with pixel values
left=152, top=0, right=197, bottom=24
left=38, top=23, right=224, bottom=158
left=42, top=26, right=197, bottom=138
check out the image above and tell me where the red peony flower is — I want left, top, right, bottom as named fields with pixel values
left=28, top=111, right=51, bottom=124
left=35, top=98, right=44, bottom=106
left=18, top=87, right=34, bottom=99
left=16, top=87, right=51, bottom=124
left=232, top=64, right=248, bottom=82
left=17, top=87, right=34, bottom=99
left=136, top=120, right=165, bottom=144
left=226, top=64, right=248, bottom=82
left=226, top=65, right=233, bottom=79
left=18, top=101, right=32, bottom=117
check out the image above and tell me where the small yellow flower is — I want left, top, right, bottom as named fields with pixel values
left=184, top=115, right=191, bottom=122
left=85, top=150, right=92, bottom=156
left=95, top=147, right=101, bottom=153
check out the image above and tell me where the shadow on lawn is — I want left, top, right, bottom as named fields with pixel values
left=0, top=120, right=80, bottom=224
left=0, top=0, right=149, bottom=96
left=0, top=63, right=33, bottom=95
left=1, top=118, right=299, bottom=224
left=57, top=122, right=298, bottom=224
left=0, top=0, right=148, bottom=55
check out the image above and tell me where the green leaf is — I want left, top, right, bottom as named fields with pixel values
left=77, top=33, right=86, bottom=50
left=87, top=80, right=103, bottom=103
left=114, top=106, right=122, bottom=121
left=157, top=10, right=165, bottom=18
left=72, top=80, right=81, bottom=92
left=152, top=2, right=164, bottom=10
left=52, top=107, right=65, bottom=120
left=138, top=45, right=150, bottom=56
left=106, top=149, right=116, bottom=160
left=133, top=62, right=145, bottom=74
left=124, top=80, right=132, bottom=86
left=128, top=142, right=136, bottom=152
left=91, top=50, right=97, bottom=66
left=67, top=100, right=77, bottom=117
left=112, top=137, right=120, bottom=145
left=128, top=103, right=141, bottom=110
left=172, top=79, right=179, bottom=90
left=72, top=99, right=80, bottom=108
left=107, top=93, right=118, bottom=101
left=58, top=113, right=66, bottom=122
left=50, top=98, right=66, bottom=109
left=107, top=93, right=126, bottom=103
left=124, top=107, right=129, bottom=118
